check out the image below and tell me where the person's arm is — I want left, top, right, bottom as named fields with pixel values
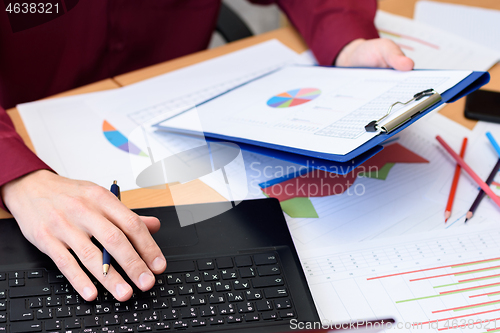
left=251, top=0, right=413, bottom=70
left=0, top=106, right=166, bottom=302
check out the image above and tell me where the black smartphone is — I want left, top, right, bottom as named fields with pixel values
left=464, top=89, right=500, bottom=123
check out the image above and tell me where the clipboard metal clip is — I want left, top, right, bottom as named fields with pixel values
left=364, top=88, right=442, bottom=134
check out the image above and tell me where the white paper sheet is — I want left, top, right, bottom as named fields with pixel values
left=18, top=40, right=311, bottom=191
left=415, top=1, right=500, bottom=54
left=158, top=66, right=471, bottom=156
left=375, top=11, right=500, bottom=71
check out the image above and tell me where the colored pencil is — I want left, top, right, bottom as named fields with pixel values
left=445, top=137, right=468, bottom=222
left=436, top=135, right=500, bottom=209
left=465, top=159, right=500, bottom=223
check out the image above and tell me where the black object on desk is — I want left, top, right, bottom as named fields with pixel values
left=0, top=198, right=319, bottom=332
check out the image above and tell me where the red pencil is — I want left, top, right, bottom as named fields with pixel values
left=444, top=137, right=468, bottom=222
left=436, top=135, right=500, bottom=209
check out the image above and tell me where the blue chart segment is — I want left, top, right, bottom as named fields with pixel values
left=267, top=88, right=321, bottom=108
left=102, top=120, right=148, bottom=157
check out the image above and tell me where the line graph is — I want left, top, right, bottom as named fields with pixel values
left=300, top=225, right=500, bottom=332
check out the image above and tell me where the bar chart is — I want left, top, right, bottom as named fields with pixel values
left=300, top=224, right=500, bottom=332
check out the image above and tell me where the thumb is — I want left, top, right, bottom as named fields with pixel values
left=382, top=40, right=414, bottom=71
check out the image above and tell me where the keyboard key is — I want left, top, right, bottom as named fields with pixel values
left=164, top=260, right=195, bottom=273
left=0, top=313, right=5, bottom=323
left=239, top=267, right=256, bottom=278
left=9, top=278, right=25, bottom=287
left=227, top=315, right=243, bottom=323
left=10, top=321, right=42, bottom=332
left=151, top=298, right=169, bottom=309
left=47, top=271, right=66, bottom=283
left=166, top=274, right=183, bottom=285
left=256, top=300, right=273, bottom=311
left=218, top=303, right=236, bottom=315
left=65, top=318, right=81, bottom=329
left=208, top=293, right=225, bottom=304
left=221, top=269, right=238, bottom=280
left=171, top=296, right=188, bottom=307
left=103, top=314, right=121, bottom=325
left=122, top=312, right=140, bottom=324
left=262, top=312, right=278, bottom=320
left=245, top=289, right=263, bottom=300
left=173, top=320, right=189, bottom=329
left=185, top=272, right=201, bottom=283
left=216, top=257, right=233, bottom=268
left=208, top=316, right=225, bottom=325
left=137, top=323, right=153, bottom=332
left=197, top=259, right=215, bottom=270
left=252, top=276, right=284, bottom=288
left=233, top=279, right=250, bottom=290
left=189, top=295, right=206, bottom=306
left=191, top=318, right=207, bottom=327
left=54, top=283, right=72, bottom=294
left=65, top=294, right=81, bottom=305
left=235, top=255, right=253, bottom=267
left=245, top=313, right=260, bottom=322
left=142, top=311, right=160, bottom=322
left=280, top=309, right=295, bottom=318
left=264, top=287, right=288, bottom=298
left=275, top=299, right=292, bottom=309
left=0, top=301, right=4, bottom=311
left=226, top=292, right=245, bottom=302
left=35, top=308, right=53, bottom=320
left=119, top=324, right=135, bottom=332
left=46, top=296, right=62, bottom=307
left=215, top=281, right=231, bottom=292
left=253, top=253, right=277, bottom=265
left=159, top=286, right=175, bottom=297
left=196, top=282, right=214, bottom=293
left=258, top=265, right=281, bottom=276
left=10, top=299, right=34, bottom=321
left=180, top=307, right=197, bottom=319
left=0, top=273, right=4, bottom=281
left=10, top=286, right=51, bottom=298
left=0, top=291, right=4, bottom=299
left=76, top=304, right=93, bottom=316
left=199, top=305, right=217, bottom=317
left=203, top=271, right=219, bottom=281
left=8, top=271, right=24, bottom=279
left=154, top=322, right=170, bottom=331
left=56, top=306, right=72, bottom=318
left=162, top=309, right=179, bottom=320
left=28, top=297, right=43, bottom=308
left=44, top=319, right=62, bottom=330
left=27, top=270, right=43, bottom=278
left=238, top=301, right=255, bottom=313
left=177, top=285, right=194, bottom=295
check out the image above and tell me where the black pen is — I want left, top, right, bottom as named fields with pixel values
left=103, top=180, right=121, bottom=276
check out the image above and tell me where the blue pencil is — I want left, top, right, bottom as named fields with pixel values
left=103, top=180, right=121, bottom=276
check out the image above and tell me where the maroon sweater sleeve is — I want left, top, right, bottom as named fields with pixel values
left=0, top=106, right=52, bottom=211
left=251, top=0, right=379, bottom=66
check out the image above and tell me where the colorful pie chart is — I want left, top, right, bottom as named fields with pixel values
left=267, top=88, right=321, bottom=108
left=102, top=120, right=148, bottom=157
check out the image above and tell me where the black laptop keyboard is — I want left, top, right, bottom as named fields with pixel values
left=0, top=252, right=297, bottom=332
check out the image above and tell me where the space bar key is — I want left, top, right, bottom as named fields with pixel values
left=9, top=286, right=52, bottom=298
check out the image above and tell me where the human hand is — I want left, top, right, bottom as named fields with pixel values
left=0, top=169, right=166, bottom=302
left=335, top=38, right=414, bottom=71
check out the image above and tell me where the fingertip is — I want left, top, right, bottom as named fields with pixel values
left=82, top=286, right=97, bottom=301
left=391, top=55, right=414, bottom=71
left=140, top=215, right=161, bottom=234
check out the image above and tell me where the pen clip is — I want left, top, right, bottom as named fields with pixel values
left=365, top=88, right=441, bottom=133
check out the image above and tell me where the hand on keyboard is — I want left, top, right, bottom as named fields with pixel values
left=1, top=170, right=167, bottom=302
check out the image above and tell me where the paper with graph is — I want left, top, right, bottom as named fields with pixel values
left=158, top=65, right=471, bottom=157
left=299, top=221, right=500, bottom=331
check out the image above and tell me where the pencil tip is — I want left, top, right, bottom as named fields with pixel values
left=103, top=272, right=107, bottom=276
left=464, top=218, right=468, bottom=223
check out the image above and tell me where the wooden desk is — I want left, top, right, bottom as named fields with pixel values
left=379, top=0, right=500, bottom=129
left=2, top=3, right=499, bottom=218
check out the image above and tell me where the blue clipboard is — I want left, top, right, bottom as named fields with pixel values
left=155, top=69, right=489, bottom=174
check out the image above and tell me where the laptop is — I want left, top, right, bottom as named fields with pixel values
left=0, top=198, right=320, bottom=332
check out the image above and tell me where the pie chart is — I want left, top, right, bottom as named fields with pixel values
left=102, top=120, right=148, bottom=157
left=267, top=88, right=321, bottom=108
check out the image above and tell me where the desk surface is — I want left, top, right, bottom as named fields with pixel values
left=2, top=1, right=500, bottom=220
